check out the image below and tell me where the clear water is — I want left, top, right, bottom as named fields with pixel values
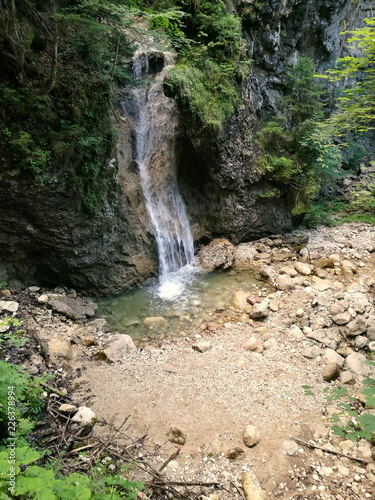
left=97, top=268, right=261, bottom=340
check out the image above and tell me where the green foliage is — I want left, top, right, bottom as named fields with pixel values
left=303, top=366, right=375, bottom=443
left=0, top=318, right=28, bottom=348
left=256, top=56, right=341, bottom=212
left=0, top=0, right=136, bottom=212
left=0, top=446, right=145, bottom=499
left=161, top=0, right=248, bottom=130
left=319, top=17, right=375, bottom=135
left=0, top=360, right=46, bottom=443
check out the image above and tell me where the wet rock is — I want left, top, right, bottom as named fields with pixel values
left=242, top=337, right=263, bottom=353
left=250, top=300, right=269, bottom=319
left=294, top=262, right=312, bottom=276
left=143, top=316, right=167, bottom=328
left=322, top=362, right=341, bottom=381
left=72, top=407, right=97, bottom=426
left=226, top=447, right=246, bottom=460
left=192, top=341, right=211, bottom=353
left=103, top=334, right=136, bottom=362
left=167, top=427, right=186, bottom=445
left=243, top=425, right=261, bottom=447
left=198, top=239, right=235, bottom=270
left=233, top=244, right=256, bottom=270
left=230, top=291, right=251, bottom=311
left=305, top=328, right=341, bottom=350
left=0, top=300, right=19, bottom=313
left=332, top=311, right=352, bottom=326
left=345, top=352, right=372, bottom=376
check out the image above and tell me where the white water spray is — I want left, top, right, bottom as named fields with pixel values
left=127, top=51, right=196, bottom=298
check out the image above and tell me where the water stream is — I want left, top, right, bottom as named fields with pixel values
left=129, top=51, right=196, bottom=299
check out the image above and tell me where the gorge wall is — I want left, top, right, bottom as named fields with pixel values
left=0, top=0, right=372, bottom=294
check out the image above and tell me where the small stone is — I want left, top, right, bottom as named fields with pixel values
left=276, top=275, right=293, bottom=290
left=281, top=439, right=299, bottom=456
left=345, top=352, right=372, bottom=375
left=28, top=286, right=40, bottom=292
left=269, top=300, right=279, bottom=312
left=250, top=300, right=269, bottom=319
left=305, top=328, right=341, bottom=350
left=314, top=258, right=335, bottom=269
left=0, top=300, right=19, bottom=312
left=72, top=407, right=97, bottom=426
left=323, top=348, right=345, bottom=367
left=59, top=403, right=78, bottom=413
left=243, top=425, right=261, bottom=447
left=143, top=316, right=167, bottom=328
left=230, top=291, right=251, bottom=311
left=167, top=427, right=186, bottom=445
left=295, top=262, right=312, bottom=276
left=332, top=312, right=352, bottom=326
left=345, top=318, right=367, bottom=337
left=302, top=346, right=321, bottom=359
left=322, top=362, right=341, bottom=381
left=339, top=371, right=356, bottom=385
left=226, top=447, right=246, bottom=460
left=242, top=337, right=264, bottom=353
left=311, top=277, right=330, bottom=291
left=103, top=334, right=136, bottom=362
left=264, top=339, right=278, bottom=350
left=355, top=336, right=369, bottom=349
left=289, top=326, right=304, bottom=339
left=192, top=341, right=212, bottom=353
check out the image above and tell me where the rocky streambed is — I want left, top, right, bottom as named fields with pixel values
left=1, top=223, right=375, bottom=499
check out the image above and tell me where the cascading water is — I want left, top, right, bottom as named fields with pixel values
left=125, top=51, right=196, bottom=299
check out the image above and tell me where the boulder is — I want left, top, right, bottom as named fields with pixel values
left=198, top=239, right=235, bottom=270
left=103, top=334, right=136, bottom=362
left=276, top=274, right=293, bottom=290
left=233, top=244, right=256, bottom=270
left=48, top=296, right=98, bottom=320
left=345, top=318, right=367, bottom=337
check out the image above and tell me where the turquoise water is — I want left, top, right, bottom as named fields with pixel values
left=97, top=268, right=261, bottom=340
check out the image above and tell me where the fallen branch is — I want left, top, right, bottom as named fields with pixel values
left=290, top=436, right=370, bottom=465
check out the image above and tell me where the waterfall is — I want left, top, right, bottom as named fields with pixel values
left=126, top=51, right=196, bottom=299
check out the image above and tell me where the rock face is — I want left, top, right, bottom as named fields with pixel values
left=0, top=159, right=157, bottom=296
left=178, top=0, right=369, bottom=244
